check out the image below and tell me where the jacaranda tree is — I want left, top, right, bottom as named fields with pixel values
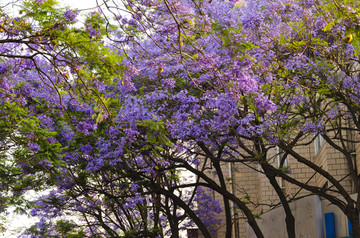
left=2, top=0, right=360, bottom=237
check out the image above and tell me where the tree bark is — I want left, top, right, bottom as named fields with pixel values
left=348, top=210, right=360, bottom=238
left=213, top=160, right=232, bottom=238
left=262, top=163, right=296, bottom=238
left=155, top=185, right=212, bottom=238
left=178, top=157, right=265, bottom=238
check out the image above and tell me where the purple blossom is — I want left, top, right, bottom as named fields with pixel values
left=29, top=191, right=66, bottom=218
left=314, top=16, right=326, bottom=30
left=76, top=120, right=94, bottom=135
left=64, top=9, right=78, bottom=22
left=0, top=79, right=10, bottom=90
left=39, top=160, right=52, bottom=169
left=124, top=128, right=140, bottom=142
left=26, top=133, right=35, bottom=139
left=162, top=78, right=176, bottom=88
left=301, top=120, right=325, bottom=135
left=80, top=144, right=93, bottom=153
left=0, top=65, right=7, bottom=75
left=285, top=167, right=293, bottom=174
left=255, top=93, right=277, bottom=111
left=86, top=157, right=104, bottom=171
left=47, top=137, right=56, bottom=144
left=243, top=15, right=262, bottom=30
left=194, top=187, right=222, bottom=234
left=128, top=19, right=137, bottom=26
left=108, top=126, right=119, bottom=138
left=77, top=206, right=86, bottom=212
left=38, top=114, right=54, bottom=130
left=87, top=26, right=98, bottom=37
left=27, top=142, right=40, bottom=152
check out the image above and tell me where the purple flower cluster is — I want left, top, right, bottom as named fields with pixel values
left=64, top=9, right=78, bottom=22
left=1, top=0, right=360, bottom=236
left=27, top=142, right=40, bottom=152
left=162, top=78, right=176, bottom=88
left=76, top=120, right=94, bottom=135
left=79, top=144, right=93, bottom=153
left=194, top=187, right=222, bottom=234
left=124, top=128, right=140, bottom=143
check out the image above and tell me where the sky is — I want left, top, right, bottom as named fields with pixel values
left=60, top=0, right=98, bottom=11
left=0, top=0, right=99, bottom=15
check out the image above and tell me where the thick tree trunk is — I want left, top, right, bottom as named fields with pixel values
left=177, top=148, right=265, bottom=238
left=170, top=219, right=179, bottom=238
left=213, top=160, right=232, bottom=238
left=156, top=186, right=212, bottom=238
left=349, top=211, right=360, bottom=238
left=263, top=164, right=296, bottom=238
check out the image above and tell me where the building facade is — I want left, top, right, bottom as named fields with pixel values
left=196, top=134, right=357, bottom=238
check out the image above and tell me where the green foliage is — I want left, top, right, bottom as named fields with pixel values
left=55, top=220, right=85, bottom=238
left=17, top=0, right=125, bottom=124
left=212, top=21, right=256, bottom=53
left=137, top=115, right=173, bottom=156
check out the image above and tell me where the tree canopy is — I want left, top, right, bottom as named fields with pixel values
left=1, top=0, right=360, bottom=237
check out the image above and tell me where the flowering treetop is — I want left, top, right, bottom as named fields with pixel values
left=1, top=0, right=360, bottom=237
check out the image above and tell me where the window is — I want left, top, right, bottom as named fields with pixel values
left=277, top=146, right=289, bottom=189
left=314, top=135, right=324, bottom=155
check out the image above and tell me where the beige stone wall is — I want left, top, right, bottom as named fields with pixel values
left=356, top=134, right=360, bottom=176
left=202, top=160, right=260, bottom=238
left=277, top=138, right=316, bottom=199
left=327, top=145, right=352, bottom=192
left=232, top=162, right=260, bottom=237
left=246, top=195, right=324, bottom=238
left=314, top=141, right=328, bottom=188
left=258, top=147, right=282, bottom=212
left=200, top=131, right=355, bottom=238
left=257, top=143, right=317, bottom=215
